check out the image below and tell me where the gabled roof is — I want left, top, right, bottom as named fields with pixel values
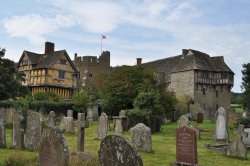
left=142, top=49, right=234, bottom=74
left=17, top=50, right=78, bottom=73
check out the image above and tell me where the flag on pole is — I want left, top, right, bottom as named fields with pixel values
left=102, top=35, right=106, bottom=39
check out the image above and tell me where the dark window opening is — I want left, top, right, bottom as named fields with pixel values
left=216, top=90, right=218, bottom=97
left=89, top=74, right=93, bottom=77
left=203, top=88, right=206, bottom=95
left=60, top=59, right=67, bottom=65
left=59, top=70, right=65, bottom=79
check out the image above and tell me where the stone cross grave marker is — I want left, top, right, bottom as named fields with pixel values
left=215, top=107, right=228, bottom=141
left=178, top=115, right=189, bottom=128
left=97, top=113, right=108, bottom=140
left=39, top=127, right=69, bottom=166
left=25, top=111, right=43, bottom=151
left=227, top=124, right=247, bottom=158
left=48, top=111, right=56, bottom=128
left=12, top=111, right=25, bottom=150
left=99, top=135, right=143, bottom=166
left=130, top=123, right=152, bottom=152
left=0, top=118, right=6, bottom=148
left=175, top=125, right=199, bottom=165
left=77, top=113, right=89, bottom=153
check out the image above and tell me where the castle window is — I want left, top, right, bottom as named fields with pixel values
left=60, top=59, right=66, bottom=65
left=59, top=70, right=65, bottom=79
left=221, top=85, right=223, bottom=92
left=89, top=74, right=93, bottom=77
left=202, top=88, right=206, bottom=95
left=216, top=90, right=218, bottom=97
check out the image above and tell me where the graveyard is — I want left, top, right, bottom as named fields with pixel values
left=0, top=113, right=249, bottom=166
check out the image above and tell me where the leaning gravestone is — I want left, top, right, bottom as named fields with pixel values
left=25, top=111, right=43, bottom=151
left=99, top=135, right=143, bottom=166
left=227, top=124, right=247, bottom=158
left=48, top=111, right=56, bottom=128
left=215, top=107, right=228, bottom=141
left=130, top=123, right=152, bottom=152
left=12, top=111, right=25, bottom=150
left=175, top=125, right=199, bottom=166
left=39, top=127, right=69, bottom=166
left=178, top=115, right=189, bottom=128
left=0, top=118, right=6, bottom=148
left=97, top=113, right=108, bottom=140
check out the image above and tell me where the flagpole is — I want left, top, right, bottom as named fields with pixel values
left=101, top=35, right=106, bottom=55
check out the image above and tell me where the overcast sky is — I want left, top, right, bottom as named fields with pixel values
left=1, top=0, right=250, bottom=92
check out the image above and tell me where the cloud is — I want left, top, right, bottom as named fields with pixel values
left=3, top=14, right=76, bottom=44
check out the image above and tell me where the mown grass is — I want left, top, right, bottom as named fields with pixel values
left=0, top=120, right=249, bottom=166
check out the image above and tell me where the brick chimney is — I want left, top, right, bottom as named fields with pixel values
left=44, top=42, right=55, bottom=54
left=136, top=58, right=142, bottom=65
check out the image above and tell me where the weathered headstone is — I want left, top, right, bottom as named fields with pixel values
left=12, top=111, right=25, bottom=150
left=215, top=107, right=228, bottom=141
left=25, top=111, right=43, bottom=151
left=64, top=117, right=74, bottom=134
left=60, top=116, right=65, bottom=131
left=48, top=111, right=56, bottom=128
left=77, top=113, right=89, bottom=153
left=130, top=123, right=152, bottom=152
left=114, top=118, right=123, bottom=134
left=227, top=124, right=247, bottom=158
left=99, top=135, right=143, bottom=166
left=87, top=107, right=93, bottom=121
left=97, top=113, right=108, bottom=140
left=92, top=104, right=99, bottom=120
left=119, top=110, right=126, bottom=117
left=196, top=112, right=203, bottom=123
left=0, top=107, right=7, bottom=123
left=67, top=110, right=73, bottom=117
left=39, top=127, right=69, bottom=166
left=242, top=128, right=250, bottom=145
left=175, top=125, right=198, bottom=165
left=178, top=115, right=189, bottom=128
left=0, top=118, right=6, bottom=148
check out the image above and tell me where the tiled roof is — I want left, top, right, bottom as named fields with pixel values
left=142, top=49, right=233, bottom=74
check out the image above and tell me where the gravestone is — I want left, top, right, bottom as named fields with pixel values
left=242, top=112, right=247, bottom=118
left=215, top=107, right=228, bottom=141
left=64, top=117, right=74, bottom=134
left=178, top=115, right=189, bottom=128
left=92, top=104, right=99, bottom=120
left=87, top=107, right=94, bottom=121
left=12, top=111, right=25, bottom=150
left=77, top=113, right=89, bottom=153
left=130, top=123, right=152, bottom=152
left=25, top=111, right=43, bottom=151
left=196, top=113, right=203, bottom=123
left=99, top=135, right=143, bottom=166
left=175, top=125, right=198, bottom=165
left=97, top=113, right=108, bottom=140
left=242, top=128, right=250, bottom=145
left=113, top=116, right=128, bottom=133
left=67, top=110, right=73, bottom=117
left=60, top=116, right=65, bottom=131
left=119, top=110, right=126, bottom=117
left=227, top=124, right=247, bottom=158
left=0, top=118, right=6, bottom=147
left=0, top=107, right=7, bottom=123
left=48, top=111, right=56, bottom=127
left=39, top=127, right=69, bottom=166
left=114, top=118, right=123, bottom=134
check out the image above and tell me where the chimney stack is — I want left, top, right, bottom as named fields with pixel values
left=45, top=42, right=55, bottom=54
left=136, top=58, right=142, bottom=65
left=74, top=53, right=77, bottom=60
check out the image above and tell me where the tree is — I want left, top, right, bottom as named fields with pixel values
left=72, top=89, right=90, bottom=113
left=0, top=48, right=29, bottom=100
left=241, top=63, right=250, bottom=111
left=92, top=66, right=161, bottom=115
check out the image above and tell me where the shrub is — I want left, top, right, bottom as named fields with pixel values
left=3, top=153, right=38, bottom=166
left=72, top=90, right=90, bottom=113
left=236, top=117, right=250, bottom=128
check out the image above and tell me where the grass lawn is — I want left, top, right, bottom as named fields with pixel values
left=0, top=120, right=249, bottom=166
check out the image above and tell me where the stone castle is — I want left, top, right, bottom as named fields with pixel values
left=74, top=51, right=110, bottom=89
left=142, top=49, right=234, bottom=118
